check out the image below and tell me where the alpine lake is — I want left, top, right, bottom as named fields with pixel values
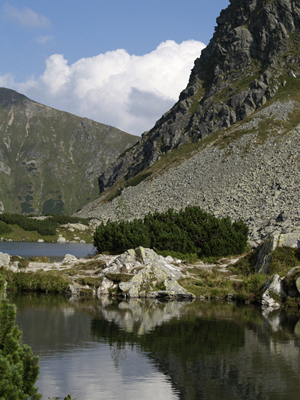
left=2, top=242, right=300, bottom=400
left=5, top=293, right=300, bottom=400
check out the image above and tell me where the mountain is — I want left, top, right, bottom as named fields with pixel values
left=0, top=88, right=138, bottom=215
left=76, top=0, right=300, bottom=240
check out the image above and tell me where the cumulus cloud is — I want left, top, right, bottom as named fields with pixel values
left=2, top=40, right=205, bottom=135
left=2, top=3, right=51, bottom=28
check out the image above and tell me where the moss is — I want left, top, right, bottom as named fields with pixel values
left=105, top=273, right=133, bottom=283
left=75, top=277, right=103, bottom=287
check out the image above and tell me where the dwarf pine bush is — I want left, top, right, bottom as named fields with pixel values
left=94, top=206, right=248, bottom=257
left=0, top=276, right=41, bottom=400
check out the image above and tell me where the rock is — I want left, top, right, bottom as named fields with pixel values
left=115, top=247, right=193, bottom=299
left=0, top=252, right=10, bottom=267
left=37, top=239, right=44, bottom=243
left=255, top=236, right=278, bottom=274
left=286, top=266, right=300, bottom=275
left=296, top=277, right=300, bottom=295
left=65, top=283, right=92, bottom=297
left=96, top=277, right=117, bottom=297
left=61, top=223, right=89, bottom=231
left=261, top=274, right=286, bottom=310
left=62, top=254, right=78, bottom=264
left=57, top=236, right=66, bottom=243
left=278, top=231, right=300, bottom=248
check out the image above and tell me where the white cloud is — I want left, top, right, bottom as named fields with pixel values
left=1, top=40, right=205, bottom=135
left=35, top=35, right=54, bottom=45
left=2, top=3, right=51, bottom=28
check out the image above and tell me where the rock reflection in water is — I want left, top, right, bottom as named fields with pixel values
left=10, top=294, right=300, bottom=400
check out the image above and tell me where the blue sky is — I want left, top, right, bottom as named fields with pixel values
left=0, top=1, right=230, bottom=135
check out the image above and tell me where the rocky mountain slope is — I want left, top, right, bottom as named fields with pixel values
left=76, top=0, right=300, bottom=240
left=0, top=88, right=138, bottom=215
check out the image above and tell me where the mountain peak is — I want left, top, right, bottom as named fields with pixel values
left=97, top=0, right=300, bottom=192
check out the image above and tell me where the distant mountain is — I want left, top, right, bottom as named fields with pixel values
left=0, top=88, right=138, bottom=215
left=76, top=0, right=300, bottom=240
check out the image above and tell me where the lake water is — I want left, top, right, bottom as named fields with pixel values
left=0, top=241, right=96, bottom=261
left=8, top=293, right=300, bottom=400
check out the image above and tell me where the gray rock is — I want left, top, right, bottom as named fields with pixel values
left=278, top=232, right=300, bottom=248
left=255, top=236, right=278, bottom=274
left=62, top=254, right=78, bottom=264
left=261, top=274, right=287, bottom=310
left=0, top=252, right=10, bottom=267
left=96, top=277, right=117, bottom=297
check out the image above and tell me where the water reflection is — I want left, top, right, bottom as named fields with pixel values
left=9, top=293, right=300, bottom=400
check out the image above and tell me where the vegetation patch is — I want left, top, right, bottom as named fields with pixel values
left=94, top=206, right=249, bottom=258
left=75, top=276, right=103, bottom=287
left=105, top=273, right=133, bottom=283
left=29, top=256, right=50, bottom=263
left=11, top=255, right=29, bottom=268
left=268, top=247, right=300, bottom=276
left=0, top=220, right=12, bottom=234
left=2, top=270, right=71, bottom=293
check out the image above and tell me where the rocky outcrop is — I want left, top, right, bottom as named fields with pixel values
left=96, top=0, right=300, bottom=193
left=261, top=274, right=287, bottom=312
left=99, top=247, right=194, bottom=299
left=0, top=252, right=10, bottom=267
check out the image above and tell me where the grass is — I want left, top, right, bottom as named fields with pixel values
left=0, top=223, right=94, bottom=243
left=268, top=247, right=300, bottom=276
left=2, top=270, right=71, bottom=293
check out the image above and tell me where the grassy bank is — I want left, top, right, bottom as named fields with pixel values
left=1, top=245, right=300, bottom=308
left=0, top=213, right=94, bottom=243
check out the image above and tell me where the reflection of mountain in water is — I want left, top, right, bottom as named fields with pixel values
left=90, top=299, right=300, bottom=400
left=11, top=293, right=300, bottom=400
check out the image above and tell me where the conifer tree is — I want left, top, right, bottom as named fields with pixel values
left=0, top=276, right=41, bottom=400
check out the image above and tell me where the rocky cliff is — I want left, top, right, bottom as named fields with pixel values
left=0, top=88, right=138, bottom=215
left=97, top=0, right=300, bottom=192
left=76, top=0, right=300, bottom=240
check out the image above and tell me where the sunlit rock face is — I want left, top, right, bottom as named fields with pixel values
left=76, top=0, right=300, bottom=241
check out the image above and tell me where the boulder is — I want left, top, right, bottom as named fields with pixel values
left=65, top=283, right=92, bottom=297
left=0, top=252, right=10, bottom=267
left=115, top=248, right=193, bottom=299
left=261, top=274, right=286, bottom=310
left=278, top=231, right=300, bottom=248
left=255, top=236, right=278, bottom=274
left=57, top=236, right=66, bottom=244
left=62, top=254, right=78, bottom=264
left=96, top=277, right=117, bottom=297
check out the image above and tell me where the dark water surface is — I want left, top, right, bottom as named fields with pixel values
left=8, top=293, right=300, bottom=400
left=0, top=241, right=96, bottom=261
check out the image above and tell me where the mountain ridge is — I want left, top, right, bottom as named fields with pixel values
left=97, top=0, right=300, bottom=192
left=76, top=0, right=300, bottom=240
left=0, top=87, right=138, bottom=215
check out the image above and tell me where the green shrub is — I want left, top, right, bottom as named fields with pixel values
left=0, top=213, right=57, bottom=236
left=0, top=220, right=12, bottom=234
left=0, top=277, right=42, bottom=400
left=94, top=206, right=248, bottom=258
